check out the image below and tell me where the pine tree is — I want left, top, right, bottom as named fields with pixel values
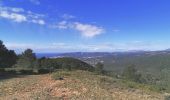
left=15, top=49, right=36, bottom=69
left=0, top=40, right=17, bottom=68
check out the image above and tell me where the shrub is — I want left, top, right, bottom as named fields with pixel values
left=0, top=68, right=5, bottom=73
left=37, top=69, right=50, bottom=74
left=165, top=95, right=170, bottom=100
left=5, top=69, right=17, bottom=74
left=15, top=49, right=36, bottom=69
left=19, top=69, right=34, bottom=75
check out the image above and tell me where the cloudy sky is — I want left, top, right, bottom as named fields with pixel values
left=0, top=0, right=170, bottom=53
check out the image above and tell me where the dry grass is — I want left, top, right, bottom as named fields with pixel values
left=0, top=70, right=165, bottom=100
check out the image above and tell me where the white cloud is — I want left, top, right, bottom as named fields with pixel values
left=0, top=6, right=26, bottom=22
left=52, top=12, right=105, bottom=38
left=27, top=11, right=45, bottom=18
left=27, top=11, right=45, bottom=25
left=0, top=6, right=24, bottom=12
left=31, top=19, right=45, bottom=25
left=0, top=11, right=27, bottom=22
left=53, top=21, right=104, bottom=38
left=73, top=22, right=104, bottom=38
left=11, top=8, right=24, bottom=12
left=0, top=5, right=102, bottom=37
left=0, top=5, right=46, bottom=25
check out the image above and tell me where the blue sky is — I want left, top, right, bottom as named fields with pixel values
left=0, top=0, right=170, bottom=53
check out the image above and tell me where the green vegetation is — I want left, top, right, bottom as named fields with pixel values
left=51, top=70, right=164, bottom=94
left=39, top=57, right=94, bottom=71
left=51, top=70, right=164, bottom=100
left=14, top=49, right=37, bottom=69
left=95, top=62, right=104, bottom=74
left=0, top=40, right=17, bottom=68
left=82, top=53, right=170, bottom=93
left=122, top=65, right=142, bottom=83
left=0, top=40, right=94, bottom=75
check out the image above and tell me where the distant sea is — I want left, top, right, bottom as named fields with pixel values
left=36, top=53, right=60, bottom=58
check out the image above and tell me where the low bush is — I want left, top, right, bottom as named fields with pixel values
left=0, top=68, right=5, bottom=73
left=19, top=69, right=34, bottom=75
left=165, top=95, right=170, bottom=100
left=37, top=69, right=50, bottom=74
left=5, top=69, right=17, bottom=74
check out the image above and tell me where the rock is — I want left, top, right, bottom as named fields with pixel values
left=58, top=77, right=64, bottom=80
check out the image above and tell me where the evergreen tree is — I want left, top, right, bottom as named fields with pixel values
left=15, top=49, right=36, bottom=69
left=95, top=62, right=104, bottom=74
left=0, top=40, right=17, bottom=68
left=0, top=40, right=7, bottom=51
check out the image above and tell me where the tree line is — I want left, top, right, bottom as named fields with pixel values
left=0, top=40, right=96, bottom=74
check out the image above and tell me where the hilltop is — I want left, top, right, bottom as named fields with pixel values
left=0, top=70, right=166, bottom=100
